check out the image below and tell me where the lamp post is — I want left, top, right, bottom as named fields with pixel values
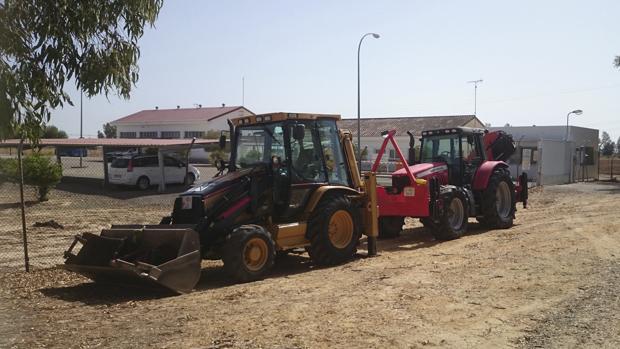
left=357, top=32, right=380, bottom=173
left=565, top=109, right=583, bottom=141
left=467, top=79, right=483, bottom=115
left=565, top=109, right=583, bottom=183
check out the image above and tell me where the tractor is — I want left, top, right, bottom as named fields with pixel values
left=63, top=113, right=379, bottom=293
left=374, top=127, right=528, bottom=240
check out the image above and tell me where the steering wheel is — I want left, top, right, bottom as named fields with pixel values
left=301, top=163, right=319, bottom=179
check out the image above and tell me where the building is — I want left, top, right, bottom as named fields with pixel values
left=338, top=115, right=484, bottom=160
left=110, top=105, right=254, bottom=139
left=489, top=125, right=599, bottom=185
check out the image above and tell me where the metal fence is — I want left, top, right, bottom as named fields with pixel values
left=598, top=156, right=617, bottom=181
left=0, top=146, right=217, bottom=271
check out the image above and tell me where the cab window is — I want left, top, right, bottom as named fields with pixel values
left=289, top=122, right=326, bottom=183
left=318, top=119, right=349, bottom=185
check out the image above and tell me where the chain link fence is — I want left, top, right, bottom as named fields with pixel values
left=0, top=145, right=217, bottom=271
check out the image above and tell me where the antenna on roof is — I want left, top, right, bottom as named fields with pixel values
left=222, top=103, right=226, bottom=107
left=193, top=103, right=202, bottom=108
left=177, top=105, right=180, bottom=109
left=466, top=79, right=483, bottom=116
left=155, top=106, right=158, bottom=110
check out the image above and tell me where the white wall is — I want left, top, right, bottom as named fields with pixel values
left=114, top=108, right=254, bottom=138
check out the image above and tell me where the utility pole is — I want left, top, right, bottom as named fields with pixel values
left=79, top=90, right=83, bottom=167
left=242, top=77, right=245, bottom=106
left=467, top=79, right=483, bottom=115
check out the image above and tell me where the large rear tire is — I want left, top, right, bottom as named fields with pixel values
left=378, top=216, right=404, bottom=239
left=431, top=190, right=468, bottom=240
left=307, top=194, right=361, bottom=265
left=223, top=225, right=275, bottom=282
left=480, top=169, right=515, bottom=229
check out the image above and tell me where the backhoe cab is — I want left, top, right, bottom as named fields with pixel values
left=64, top=113, right=377, bottom=293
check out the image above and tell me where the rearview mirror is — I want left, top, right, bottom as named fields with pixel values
left=293, top=124, right=305, bottom=141
left=219, top=134, right=226, bottom=149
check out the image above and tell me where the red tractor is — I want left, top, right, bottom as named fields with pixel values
left=373, top=127, right=528, bottom=240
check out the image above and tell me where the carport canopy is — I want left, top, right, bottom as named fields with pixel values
left=0, top=138, right=218, bottom=192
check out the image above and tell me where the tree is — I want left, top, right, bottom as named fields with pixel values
left=0, top=0, right=163, bottom=143
left=101, top=122, right=117, bottom=138
left=600, top=131, right=615, bottom=156
left=615, top=56, right=620, bottom=69
left=41, top=125, right=68, bottom=138
left=617, top=136, right=620, bottom=154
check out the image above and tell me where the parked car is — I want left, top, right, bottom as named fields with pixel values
left=56, top=147, right=87, bottom=157
left=109, top=155, right=200, bottom=190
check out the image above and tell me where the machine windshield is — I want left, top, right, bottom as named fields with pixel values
left=234, top=123, right=285, bottom=169
left=420, top=134, right=460, bottom=164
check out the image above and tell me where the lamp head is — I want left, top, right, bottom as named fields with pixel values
left=572, top=109, right=583, bottom=115
left=372, top=33, right=380, bottom=39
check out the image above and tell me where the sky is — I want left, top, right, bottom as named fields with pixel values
left=51, top=0, right=620, bottom=141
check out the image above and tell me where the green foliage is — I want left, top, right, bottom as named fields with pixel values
left=615, top=56, right=620, bottom=68
left=101, top=122, right=117, bottom=138
left=205, top=129, right=220, bottom=139
left=241, top=149, right=261, bottom=164
left=209, top=149, right=227, bottom=165
left=0, top=0, right=163, bottom=143
left=0, top=154, right=62, bottom=201
left=41, top=125, right=68, bottom=138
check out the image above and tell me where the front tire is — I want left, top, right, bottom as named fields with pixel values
left=307, top=194, right=361, bottom=265
left=185, top=173, right=196, bottom=186
left=136, top=176, right=150, bottom=190
left=431, top=190, right=468, bottom=240
left=222, top=225, right=275, bottom=282
left=480, top=169, right=515, bottom=229
left=378, top=216, right=405, bottom=239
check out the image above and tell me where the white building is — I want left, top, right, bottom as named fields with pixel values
left=489, top=125, right=599, bottom=185
left=110, top=105, right=254, bottom=139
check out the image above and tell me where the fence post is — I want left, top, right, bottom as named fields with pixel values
left=17, top=139, right=30, bottom=272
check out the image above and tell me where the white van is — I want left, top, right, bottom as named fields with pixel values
left=109, top=155, right=200, bottom=190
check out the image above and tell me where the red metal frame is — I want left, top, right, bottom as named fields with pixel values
left=372, top=130, right=430, bottom=218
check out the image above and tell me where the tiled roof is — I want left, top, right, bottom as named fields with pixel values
left=110, top=106, right=253, bottom=125
left=338, top=115, right=481, bottom=137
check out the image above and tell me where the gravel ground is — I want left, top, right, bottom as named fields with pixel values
left=0, top=182, right=619, bottom=348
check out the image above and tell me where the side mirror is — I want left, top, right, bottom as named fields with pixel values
left=293, top=124, right=305, bottom=141
left=219, top=134, right=226, bottom=149
left=406, top=131, right=416, bottom=165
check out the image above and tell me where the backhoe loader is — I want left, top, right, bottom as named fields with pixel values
left=63, top=113, right=379, bottom=293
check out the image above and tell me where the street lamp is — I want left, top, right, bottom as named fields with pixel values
left=565, top=109, right=583, bottom=141
left=565, top=109, right=583, bottom=183
left=357, top=32, right=380, bottom=173
left=467, top=79, right=483, bottom=115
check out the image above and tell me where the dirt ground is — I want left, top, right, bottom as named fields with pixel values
left=1, top=182, right=619, bottom=348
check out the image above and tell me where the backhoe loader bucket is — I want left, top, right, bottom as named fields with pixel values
left=63, top=225, right=201, bottom=294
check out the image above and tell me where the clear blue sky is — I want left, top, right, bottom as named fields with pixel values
left=51, top=0, right=620, bottom=141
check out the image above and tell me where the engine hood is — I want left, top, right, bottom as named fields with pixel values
left=181, top=168, right=254, bottom=197
left=393, top=162, right=449, bottom=179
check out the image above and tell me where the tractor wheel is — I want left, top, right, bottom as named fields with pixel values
left=378, top=216, right=404, bottom=239
left=222, top=224, right=275, bottom=282
left=480, top=169, right=515, bottom=229
left=431, top=190, right=468, bottom=240
left=307, top=194, right=361, bottom=265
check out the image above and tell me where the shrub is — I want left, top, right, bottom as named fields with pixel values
left=23, top=155, right=62, bottom=201
left=2, top=155, right=62, bottom=201
left=209, top=149, right=227, bottom=165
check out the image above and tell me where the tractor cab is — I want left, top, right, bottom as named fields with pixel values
left=418, top=127, right=487, bottom=186
left=225, top=113, right=352, bottom=221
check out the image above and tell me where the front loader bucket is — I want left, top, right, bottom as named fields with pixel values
left=63, top=225, right=201, bottom=294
